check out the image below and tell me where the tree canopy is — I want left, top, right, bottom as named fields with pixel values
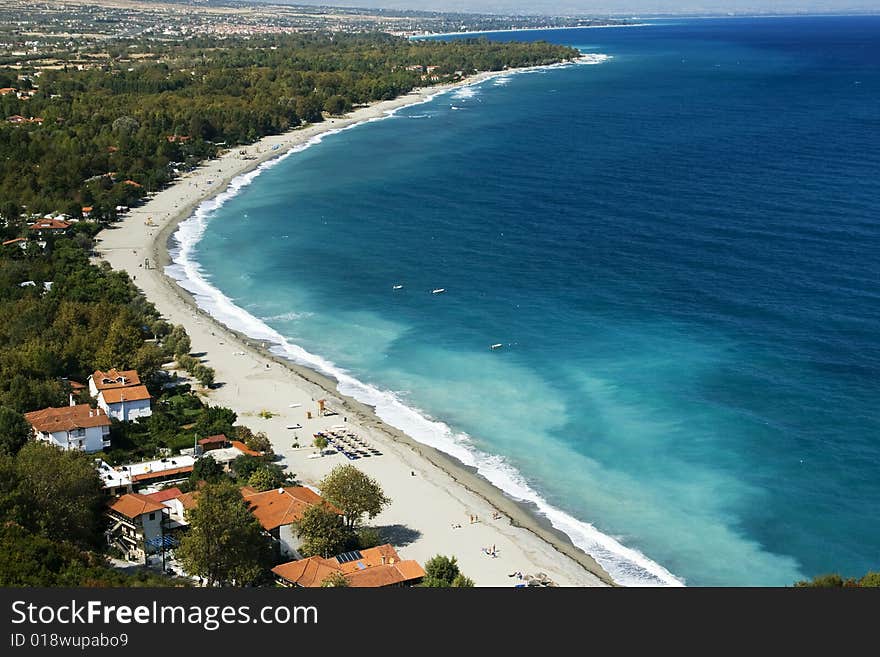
left=13, top=442, right=106, bottom=549
left=794, top=572, right=880, bottom=588
left=0, top=406, right=30, bottom=455
left=295, top=503, right=349, bottom=558
left=176, top=480, right=272, bottom=586
left=319, top=464, right=389, bottom=530
left=422, top=554, right=474, bottom=587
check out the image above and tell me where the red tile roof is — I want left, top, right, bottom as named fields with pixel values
left=2, top=238, right=26, bottom=246
left=230, top=440, right=262, bottom=457
left=346, top=561, right=426, bottom=587
left=28, top=218, right=70, bottom=231
left=272, top=544, right=425, bottom=588
left=91, top=369, right=141, bottom=390
left=272, top=557, right=340, bottom=587
left=198, top=434, right=228, bottom=446
left=109, top=493, right=166, bottom=519
left=24, top=404, right=110, bottom=432
left=142, top=487, right=184, bottom=503
left=242, top=486, right=328, bottom=531
left=177, top=491, right=199, bottom=511
left=99, top=385, right=151, bottom=404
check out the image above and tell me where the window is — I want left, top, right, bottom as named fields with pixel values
left=149, top=513, right=155, bottom=520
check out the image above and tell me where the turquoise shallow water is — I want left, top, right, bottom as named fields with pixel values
left=169, top=16, right=880, bottom=586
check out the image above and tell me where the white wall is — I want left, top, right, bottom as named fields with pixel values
left=279, top=524, right=304, bottom=560
left=40, top=424, right=109, bottom=452
left=140, top=510, right=165, bottom=555
left=98, top=396, right=152, bottom=422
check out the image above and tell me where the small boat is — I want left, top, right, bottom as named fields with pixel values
left=393, top=284, right=403, bottom=290
left=490, top=343, right=503, bottom=350
left=287, top=423, right=303, bottom=430
left=432, top=288, right=446, bottom=294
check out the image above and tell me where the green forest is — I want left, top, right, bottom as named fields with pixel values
left=0, top=33, right=578, bottom=223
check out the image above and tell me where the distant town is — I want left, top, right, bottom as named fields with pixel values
left=0, top=0, right=631, bottom=67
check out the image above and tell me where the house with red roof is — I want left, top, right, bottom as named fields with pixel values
left=242, top=485, right=332, bottom=558
left=272, top=544, right=425, bottom=588
left=105, top=493, right=169, bottom=563
left=24, top=403, right=111, bottom=452
left=28, top=218, right=70, bottom=236
left=89, top=368, right=152, bottom=421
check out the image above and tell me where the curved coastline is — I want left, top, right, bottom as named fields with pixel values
left=97, top=63, right=676, bottom=587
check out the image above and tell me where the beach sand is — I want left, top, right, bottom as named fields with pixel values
left=95, top=73, right=613, bottom=587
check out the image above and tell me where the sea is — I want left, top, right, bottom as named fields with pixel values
left=167, top=16, right=880, bottom=586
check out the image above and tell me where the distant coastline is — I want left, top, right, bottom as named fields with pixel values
left=412, top=23, right=653, bottom=39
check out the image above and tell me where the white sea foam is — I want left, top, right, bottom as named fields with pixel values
left=577, top=53, right=612, bottom=65
left=452, top=86, right=478, bottom=100
left=165, top=51, right=683, bottom=587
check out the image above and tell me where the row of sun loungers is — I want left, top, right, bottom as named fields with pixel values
left=314, top=430, right=383, bottom=460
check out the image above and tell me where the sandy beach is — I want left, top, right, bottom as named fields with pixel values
left=95, top=72, right=613, bottom=587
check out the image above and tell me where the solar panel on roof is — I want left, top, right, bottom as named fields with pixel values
left=335, top=550, right=363, bottom=564
left=357, top=562, right=366, bottom=570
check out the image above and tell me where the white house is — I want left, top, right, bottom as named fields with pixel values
left=105, top=493, right=168, bottom=564
left=243, top=486, right=330, bottom=559
left=89, top=368, right=152, bottom=421
left=24, top=403, right=111, bottom=452
left=97, top=385, right=152, bottom=421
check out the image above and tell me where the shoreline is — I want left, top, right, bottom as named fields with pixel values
left=413, top=23, right=653, bottom=39
left=96, top=67, right=617, bottom=587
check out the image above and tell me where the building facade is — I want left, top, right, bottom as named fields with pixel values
left=105, top=494, right=168, bottom=564
left=24, top=404, right=111, bottom=452
left=89, top=368, right=152, bottom=421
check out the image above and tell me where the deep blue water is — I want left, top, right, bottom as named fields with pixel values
left=170, top=16, right=880, bottom=586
